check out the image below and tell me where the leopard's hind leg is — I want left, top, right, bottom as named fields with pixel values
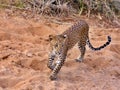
left=75, top=38, right=87, bottom=62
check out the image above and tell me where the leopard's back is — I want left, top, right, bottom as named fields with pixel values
left=61, top=20, right=89, bottom=49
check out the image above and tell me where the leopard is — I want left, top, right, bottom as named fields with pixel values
left=47, top=20, right=111, bottom=80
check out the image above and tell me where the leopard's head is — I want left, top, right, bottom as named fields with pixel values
left=49, top=34, right=67, bottom=55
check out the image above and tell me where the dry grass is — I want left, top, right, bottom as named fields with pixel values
left=0, top=0, right=119, bottom=26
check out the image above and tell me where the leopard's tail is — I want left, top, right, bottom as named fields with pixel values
left=87, top=36, right=111, bottom=51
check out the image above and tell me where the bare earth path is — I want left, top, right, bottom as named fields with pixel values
left=0, top=11, right=120, bottom=90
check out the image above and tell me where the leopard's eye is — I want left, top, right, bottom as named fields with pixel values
left=55, top=44, right=58, bottom=48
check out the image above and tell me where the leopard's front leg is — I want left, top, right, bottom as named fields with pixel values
left=47, top=53, right=56, bottom=70
left=49, top=55, right=65, bottom=80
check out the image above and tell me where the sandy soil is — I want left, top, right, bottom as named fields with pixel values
left=0, top=10, right=120, bottom=90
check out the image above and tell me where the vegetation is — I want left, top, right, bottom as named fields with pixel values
left=0, top=0, right=120, bottom=25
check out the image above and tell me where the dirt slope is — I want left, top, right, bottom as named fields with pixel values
left=0, top=11, right=120, bottom=90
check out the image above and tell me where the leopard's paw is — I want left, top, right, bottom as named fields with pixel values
left=49, top=74, right=57, bottom=80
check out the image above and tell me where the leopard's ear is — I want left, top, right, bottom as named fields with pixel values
left=60, top=34, right=67, bottom=39
left=49, top=35, right=54, bottom=41
left=63, top=35, right=67, bottom=39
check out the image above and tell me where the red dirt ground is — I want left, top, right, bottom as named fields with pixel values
left=0, top=10, right=120, bottom=90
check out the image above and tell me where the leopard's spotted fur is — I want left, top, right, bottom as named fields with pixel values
left=48, top=20, right=111, bottom=80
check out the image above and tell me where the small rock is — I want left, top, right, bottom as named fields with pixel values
left=23, top=50, right=33, bottom=57
left=0, top=87, right=3, bottom=90
left=26, top=53, right=33, bottom=57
